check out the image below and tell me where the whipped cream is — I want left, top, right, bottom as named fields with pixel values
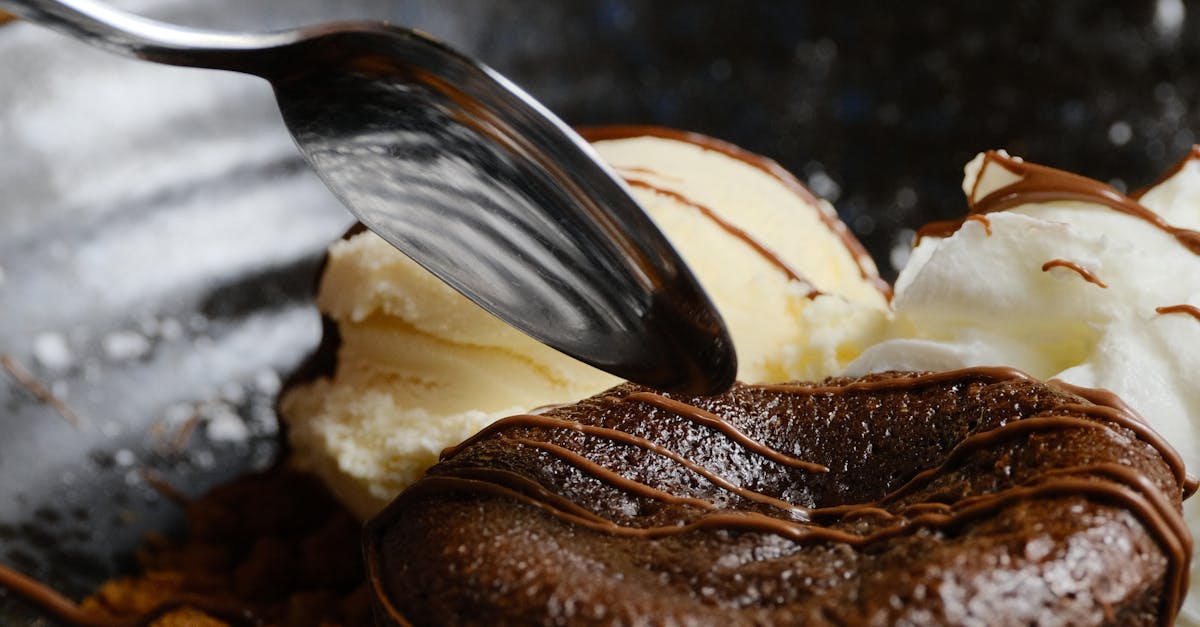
left=848, top=148, right=1200, bottom=624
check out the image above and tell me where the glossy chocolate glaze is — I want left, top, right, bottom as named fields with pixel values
left=918, top=149, right=1200, bottom=255
left=368, top=368, right=1191, bottom=626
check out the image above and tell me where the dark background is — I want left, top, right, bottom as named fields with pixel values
left=500, top=0, right=1200, bottom=274
left=1, top=0, right=1197, bottom=623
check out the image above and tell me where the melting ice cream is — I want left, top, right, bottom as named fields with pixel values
left=280, top=128, right=891, bottom=518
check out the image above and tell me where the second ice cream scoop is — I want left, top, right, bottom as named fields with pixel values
left=281, top=129, right=892, bottom=517
left=2, top=0, right=737, bottom=394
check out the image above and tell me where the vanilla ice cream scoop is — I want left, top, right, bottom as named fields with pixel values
left=280, top=127, right=891, bottom=518
left=848, top=147, right=1200, bottom=624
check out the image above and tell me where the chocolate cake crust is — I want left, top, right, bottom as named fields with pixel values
left=366, top=368, right=1192, bottom=626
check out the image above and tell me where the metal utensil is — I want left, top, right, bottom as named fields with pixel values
left=1, top=0, right=737, bottom=394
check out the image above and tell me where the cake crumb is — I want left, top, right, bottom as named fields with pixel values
left=0, top=353, right=82, bottom=427
left=150, top=607, right=229, bottom=627
left=79, top=468, right=369, bottom=627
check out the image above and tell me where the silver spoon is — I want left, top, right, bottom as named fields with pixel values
left=1, top=0, right=737, bottom=394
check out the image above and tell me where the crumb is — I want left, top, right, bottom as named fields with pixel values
left=149, top=607, right=229, bottom=627
left=137, top=469, right=192, bottom=509
left=168, top=412, right=201, bottom=454
left=81, top=469, right=369, bottom=626
left=0, top=354, right=81, bottom=427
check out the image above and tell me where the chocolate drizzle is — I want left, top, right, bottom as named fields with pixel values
left=621, top=177, right=823, bottom=298
left=917, top=149, right=1200, bottom=255
left=1156, top=304, right=1200, bottom=324
left=1050, top=378, right=1199, bottom=498
left=372, top=368, right=1193, bottom=625
left=389, top=470, right=1187, bottom=621
left=614, top=165, right=681, bottom=181
left=755, top=365, right=1033, bottom=397
left=441, top=413, right=810, bottom=518
left=1131, top=145, right=1200, bottom=200
left=622, top=391, right=829, bottom=473
left=579, top=125, right=893, bottom=298
left=1041, top=258, right=1108, bottom=288
left=966, top=213, right=992, bottom=235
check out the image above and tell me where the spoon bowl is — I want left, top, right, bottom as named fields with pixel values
left=2, top=0, right=738, bottom=394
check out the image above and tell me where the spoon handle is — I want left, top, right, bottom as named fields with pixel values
left=0, top=0, right=293, bottom=70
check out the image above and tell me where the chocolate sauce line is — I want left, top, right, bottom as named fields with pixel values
left=440, top=413, right=580, bottom=460
left=763, top=369, right=1193, bottom=499
left=965, top=213, right=992, bottom=235
left=756, top=366, right=1034, bottom=395
left=577, top=125, right=892, bottom=298
left=952, top=475, right=1187, bottom=620
left=395, top=470, right=1186, bottom=619
left=623, top=391, right=829, bottom=472
left=621, top=177, right=822, bottom=298
left=1049, top=379, right=1148, bottom=423
left=816, top=406, right=1170, bottom=516
left=435, top=466, right=616, bottom=523
left=445, top=406, right=1160, bottom=530
left=614, top=165, right=682, bottom=182
left=452, top=370, right=1192, bottom=510
left=968, top=462, right=1191, bottom=618
left=450, top=368, right=1188, bottom=519
left=832, top=506, right=893, bottom=522
left=447, top=369, right=1186, bottom=521
left=1040, top=465, right=1192, bottom=617
left=405, top=368, right=1191, bottom=622
left=512, top=437, right=718, bottom=511
left=874, top=415, right=1116, bottom=505
left=441, top=413, right=811, bottom=518
left=964, top=213, right=993, bottom=235
left=1040, top=463, right=1192, bottom=557
left=1051, top=377, right=1195, bottom=498
left=1041, top=259, right=1108, bottom=288
left=828, top=501, right=952, bottom=523
left=918, top=150, right=1200, bottom=255
left=1156, top=304, right=1200, bottom=324
left=1058, top=402, right=1193, bottom=497
left=1130, top=145, right=1200, bottom=200
left=364, top=564, right=410, bottom=627
left=897, top=502, right=953, bottom=516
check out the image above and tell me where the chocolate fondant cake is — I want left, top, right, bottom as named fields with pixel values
left=366, top=369, right=1193, bottom=626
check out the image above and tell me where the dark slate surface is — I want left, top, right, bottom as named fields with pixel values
left=0, top=1, right=1196, bottom=623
